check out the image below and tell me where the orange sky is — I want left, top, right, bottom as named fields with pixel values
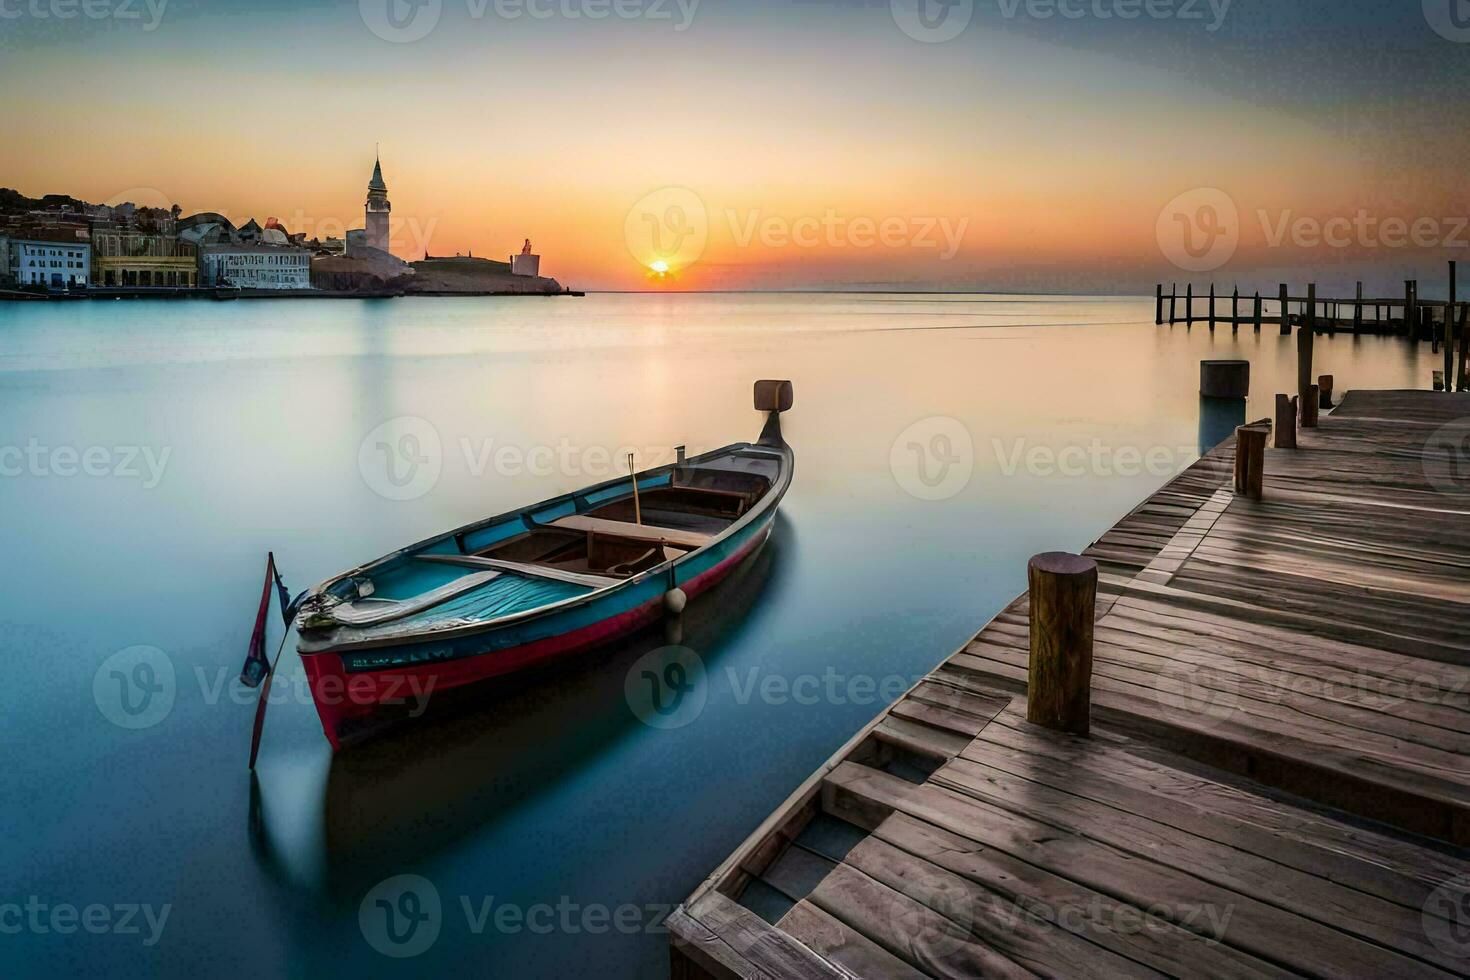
left=3, top=2, right=1467, bottom=292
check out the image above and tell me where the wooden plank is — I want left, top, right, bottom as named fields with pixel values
left=686, top=891, right=851, bottom=980
left=932, top=754, right=1463, bottom=971
left=776, top=901, right=928, bottom=980
left=804, top=862, right=1039, bottom=978
left=837, top=835, right=1161, bottom=978
left=971, top=712, right=1469, bottom=913
left=870, top=811, right=1295, bottom=980
left=823, top=762, right=1455, bottom=978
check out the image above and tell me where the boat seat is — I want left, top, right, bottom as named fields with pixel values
left=551, top=514, right=712, bottom=549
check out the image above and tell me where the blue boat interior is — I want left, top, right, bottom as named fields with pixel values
left=309, top=448, right=784, bottom=634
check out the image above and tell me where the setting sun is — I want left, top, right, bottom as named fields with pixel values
left=650, top=260, right=669, bottom=274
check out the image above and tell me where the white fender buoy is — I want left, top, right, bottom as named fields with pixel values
left=663, top=587, right=688, bottom=616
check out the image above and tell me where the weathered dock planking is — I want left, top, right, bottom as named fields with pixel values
left=669, top=390, right=1470, bottom=980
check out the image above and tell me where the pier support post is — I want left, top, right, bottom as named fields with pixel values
left=1234, top=425, right=1268, bottom=499
left=1446, top=262, right=1457, bottom=389
left=1318, top=374, right=1334, bottom=410
left=1404, top=281, right=1416, bottom=338
left=1231, top=286, right=1240, bottom=334
left=1354, top=281, right=1363, bottom=334
left=1279, top=284, right=1290, bottom=335
left=1169, top=283, right=1177, bottom=324
left=1186, top=284, right=1194, bottom=325
left=1275, top=395, right=1298, bottom=449
left=1301, top=384, right=1320, bottom=429
left=1253, top=292, right=1262, bottom=333
left=1457, top=305, right=1469, bottom=391
left=1026, top=553, right=1096, bottom=737
left=1155, top=284, right=1163, bottom=325
left=1209, top=283, right=1216, bottom=331
left=1298, top=284, right=1316, bottom=413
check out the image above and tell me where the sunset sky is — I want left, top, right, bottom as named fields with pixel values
left=2, top=0, right=1468, bottom=292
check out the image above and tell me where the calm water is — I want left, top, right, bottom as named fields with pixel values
left=0, top=294, right=1432, bottom=978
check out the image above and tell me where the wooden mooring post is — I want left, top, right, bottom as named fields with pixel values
left=1301, top=383, right=1320, bottom=428
left=1457, top=304, right=1469, bottom=391
left=1209, top=283, right=1217, bottom=330
left=1253, top=291, right=1262, bottom=333
left=1275, top=394, right=1298, bottom=449
left=1279, top=283, right=1290, bottom=335
left=1155, top=284, right=1163, bottom=325
left=1445, top=262, right=1457, bottom=389
left=1186, top=284, right=1193, bottom=325
left=1353, top=281, right=1363, bottom=333
left=1234, top=424, right=1268, bottom=499
left=1231, top=286, right=1240, bottom=334
left=1026, top=552, right=1096, bottom=737
left=1169, top=283, right=1177, bottom=324
left=1318, top=374, right=1334, bottom=410
left=1298, top=283, right=1316, bottom=417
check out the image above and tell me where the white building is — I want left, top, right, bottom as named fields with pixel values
left=199, top=243, right=311, bottom=289
left=9, top=239, right=91, bottom=287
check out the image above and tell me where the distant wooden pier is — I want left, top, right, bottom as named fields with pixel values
left=669, top=390, right=1470, bottom=979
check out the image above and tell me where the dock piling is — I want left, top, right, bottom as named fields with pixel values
left=1298, top=284, right=1316, bottom=413
left=1353, top=281, right=1363, bottom=333
left=1155, top=284, right=1163, bottom=325
left=1253, top=291, right=1262, bottom=333
left=1278, top=284, right=1290, bottom=335
left=1209, top=283, right=1216, bottom=331
left=1457, top=305, right=1469, bottom=391
left=1234, top=425, right=1268, bottom=499
left=1301, top=383, right=1320, bottom=428
left=1186, top=284, right=1194, bottom=325
left=1274, top=394, right=1298, bottom=449
left=1318, top=374, right=1334, bottom=410
left=1026, top=552, right=1096, bottom=737
left=1445, top=262, right=1456, bottom=388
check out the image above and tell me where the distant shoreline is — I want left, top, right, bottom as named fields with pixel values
left=0, top=287, right=585, bottom=302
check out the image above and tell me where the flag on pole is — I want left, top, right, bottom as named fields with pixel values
left=241, top=552, right=288, bottom=688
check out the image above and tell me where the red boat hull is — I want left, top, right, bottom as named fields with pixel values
left=300, top=525, right=769, bottom=749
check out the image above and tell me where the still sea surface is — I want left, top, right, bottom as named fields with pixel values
left=0, top=293, right=1433, bottom=977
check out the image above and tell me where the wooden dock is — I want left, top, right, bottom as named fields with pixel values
left=669, top=390, right=1470, bottom=979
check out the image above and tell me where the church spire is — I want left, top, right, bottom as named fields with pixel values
left=368, top=152, right=387, bottom=193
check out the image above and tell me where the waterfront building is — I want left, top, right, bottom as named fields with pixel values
left=198, top=243, right=311, bottom=289
left=3, top=236, right=91, bottom=287
left=90, top=224, right=197, bottom=287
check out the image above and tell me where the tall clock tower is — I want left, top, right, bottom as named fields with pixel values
left=365, top=153, right=391, bottom=254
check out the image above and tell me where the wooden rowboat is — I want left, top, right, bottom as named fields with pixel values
left=294, top=380, right=795, bottom=749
